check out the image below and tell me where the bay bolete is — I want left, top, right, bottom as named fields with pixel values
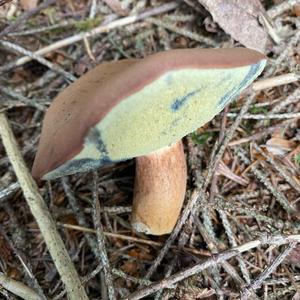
left=32, top=48, right=266, bottom=235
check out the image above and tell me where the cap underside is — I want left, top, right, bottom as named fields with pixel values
left=43, top=59, right=266, bottom=179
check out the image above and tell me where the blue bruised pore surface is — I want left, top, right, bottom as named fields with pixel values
left=218, top=62, right=262, bottom=108
left=171, top=89, right=201, bottom=111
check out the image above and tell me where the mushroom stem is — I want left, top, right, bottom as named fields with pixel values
left=131, top=141, right=187, bottom=235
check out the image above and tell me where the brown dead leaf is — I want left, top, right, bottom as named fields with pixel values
left=198, top=0, right=268, bottom=52
left=128, top=248, right=153, bottom=261
left=6, top=267, right=21, bottom=280
left=53, top=193, right=66, bottom=206
left=120, top=260, right=138, bottom=275
left=20, top=0, right=38, bottom=10
left=265, top=137, right=295, bottom=156
left=103, top=0, right=128, bottom=16
left=0, top=233, right=12, bottom=262
left=293, top=4, right=300, bottom=17
left=216, top=160, right=249, bottom=186
left=286, top=244, right=300, bottom=265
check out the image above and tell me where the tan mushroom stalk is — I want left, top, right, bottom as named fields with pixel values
left=132, top=141, right=186, bottom=235
left=32, top=48, right=266, bottom=235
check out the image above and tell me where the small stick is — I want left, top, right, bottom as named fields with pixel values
left=228, top=121, right=295, bottom=146
left=0, top=113, right=88, bottom=300
left=218, top=210, right=251, bottom=284
left=0, top=182, right=19, bottom=203
left=0, top=273, right=41, bottom=300
left=92, top=172, right=116, bottom=300
left=0, top=40, right=76, bottom=82
left=0, top=86, right=45, bottom=111
left=252, top=73, right=299, bottom=91
left=271, top=87, right=300, bottom=113
left=147, top=17, right=218, bottom=46
left=58, top=222, right=211, bottom=256
left=226, top=112, right=300, bottom=119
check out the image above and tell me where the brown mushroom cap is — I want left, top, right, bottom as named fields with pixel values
left=32, top=48, right=266, bottom=180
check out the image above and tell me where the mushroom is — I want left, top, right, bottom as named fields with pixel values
left=32, top=48, right=266, bottom=235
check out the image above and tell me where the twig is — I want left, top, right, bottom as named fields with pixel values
left=252, top=73, right=299, bottom=91
left=147, top=17, right=218, bottom=46
left=53, top=264, right=104, bottom=300
left=259, top=11, right=282, bottom=44
left=7, top=21, right=75, bottom=36
left=271, top=87, right=300, bottom=113
left=112, top=269, right=152, bottom=286
left=92, top=172, right=116, bottom=300
left=218, top=210, right=251, bottom=284
left=0, top=273, right=41, bottom=300
left=8, top=2, right=179, bottom=68
left=0, top=182, right=19, bottom=203
left=241, top=242, right=297, bottom=299
left=195, top=216, right=248, bottom=292
left=199, top=209, right=224, bottom=295
left=226, top=112, right=300, bottom=119
left=0, top=112, right=88, bottom=300
left=0, top=86, right=45, bottom=111
left=124, top=235, right=300, bottom=300
left=228, top=121, right=295, bottom=146
left=58, top=222, right=211, bottom=256
left=89, top=0, right=97, bottom=18
left=0, top=40, right=76, bottom=82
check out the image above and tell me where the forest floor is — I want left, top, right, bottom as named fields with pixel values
left=0, top=0, right=300, bottom=299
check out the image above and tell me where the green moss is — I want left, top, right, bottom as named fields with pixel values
left=249, top=106, right=268, bottom=114
left=75, top=17, right=102, bottom=32
left=191, top=132, right=214, bottom=145
left=295, top=153, right=300, bottom=166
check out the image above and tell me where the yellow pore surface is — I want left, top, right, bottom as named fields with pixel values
left=45, top=61, right=266, bottom=179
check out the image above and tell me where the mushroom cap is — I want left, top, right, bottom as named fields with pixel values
left=32, top=48, right=266, bottom=180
